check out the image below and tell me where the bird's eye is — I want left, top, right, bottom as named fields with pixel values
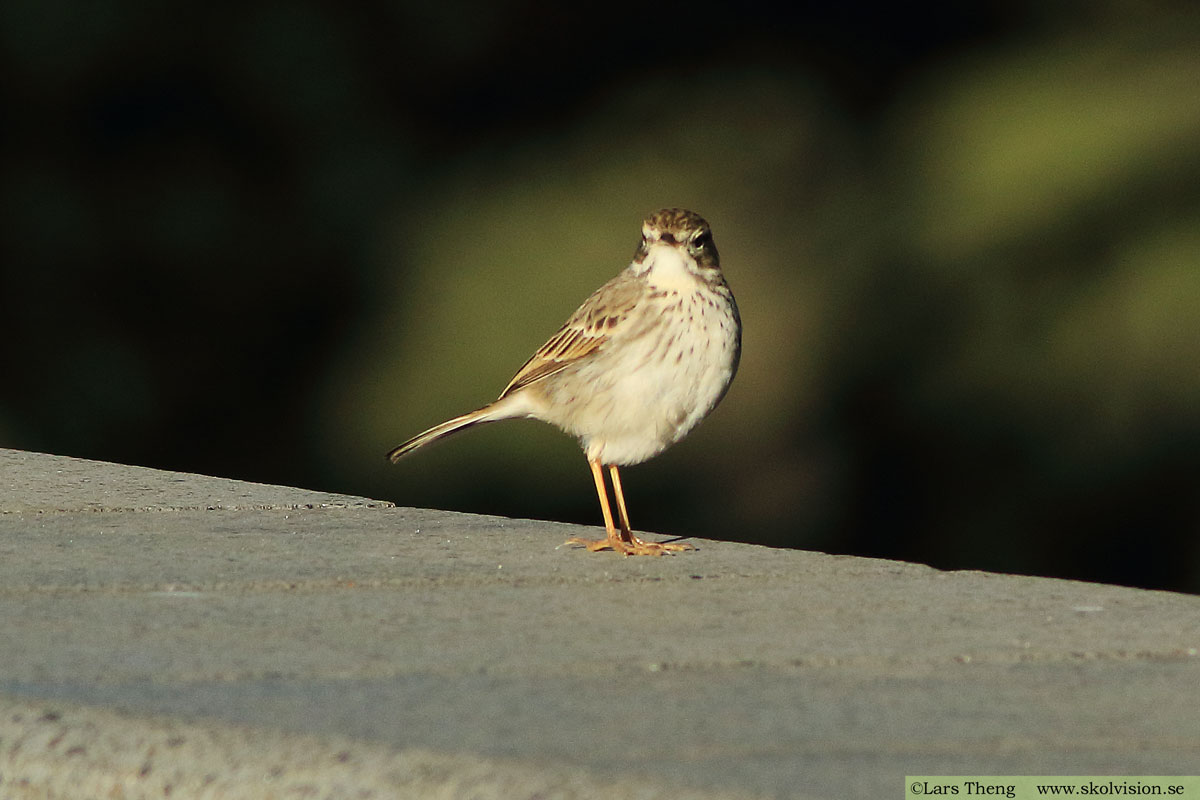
left=690, top=233, right=710, bottom=251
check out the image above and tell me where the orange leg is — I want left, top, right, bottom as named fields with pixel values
left=610, top=465, right=694, bottom=556
left=563, top=460, right=693, bottom=556
left=609, top=464, right=633, bottom=533
left=563, top=458, right=632, bottom=554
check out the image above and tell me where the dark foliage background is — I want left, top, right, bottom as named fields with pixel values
left=2, top=0, right=1198, bottom=591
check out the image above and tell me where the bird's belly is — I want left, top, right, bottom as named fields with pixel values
left=535, top=298, right=738, bottom=466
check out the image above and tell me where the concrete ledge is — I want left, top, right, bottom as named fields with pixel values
left=0, top=448, right=389, bottom=513
left=0, top=695, right=754, bottom=800
left=1, top=448, right=1198, bottom=798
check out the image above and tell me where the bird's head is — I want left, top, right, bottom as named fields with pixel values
left=634, top=208, right=720, bottom=277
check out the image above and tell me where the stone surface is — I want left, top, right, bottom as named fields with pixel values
left=1, top=447, right=1198, bottom=799
left=0, top=447, right=388, bottom=513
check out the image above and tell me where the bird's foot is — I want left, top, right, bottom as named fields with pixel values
left=626, top=534, right=694, bottom=556
left=563, top=532, right=693, bottom=556
left=563, top=535, right=625, bottom=554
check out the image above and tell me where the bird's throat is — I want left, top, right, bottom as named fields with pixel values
left=643, top=244, right=699, bottom=292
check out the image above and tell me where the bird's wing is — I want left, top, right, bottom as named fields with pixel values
left=498, top=270, right=642, bottom=399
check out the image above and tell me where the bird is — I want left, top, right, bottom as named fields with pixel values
left=387, top=208, right=741, bottom=556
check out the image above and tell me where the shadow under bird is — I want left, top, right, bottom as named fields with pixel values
left=387, top=208, right=741, bottom=556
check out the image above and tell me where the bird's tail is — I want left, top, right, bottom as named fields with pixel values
left=386, top=400, right=517, bottom=463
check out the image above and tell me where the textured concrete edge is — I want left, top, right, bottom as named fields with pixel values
left=0, top=694, right=772, bottom=800
left=0, top=447, right=396, bottom=514
left=0, top=499, right=397, bottom=515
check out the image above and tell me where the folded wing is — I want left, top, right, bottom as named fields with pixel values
left=498, top=270, right=642, bottom=399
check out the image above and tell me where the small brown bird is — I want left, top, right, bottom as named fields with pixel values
left=387, top=208, right=741, bottom=555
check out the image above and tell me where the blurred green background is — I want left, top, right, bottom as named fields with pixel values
left=2, top=1, right=1197, bottom=591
